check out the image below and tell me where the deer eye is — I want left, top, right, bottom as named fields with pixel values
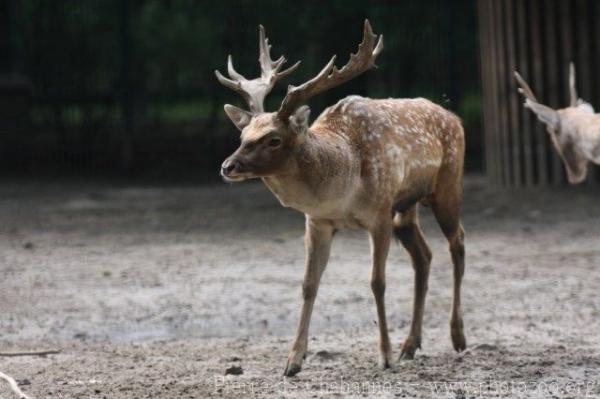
left=267, top=137, right=282, bottom=148
left=241, top=144, right=253, bottom=154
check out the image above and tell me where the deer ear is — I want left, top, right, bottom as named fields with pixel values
left=525, top=99, right=559, bottom=129
left=224, top=104, right=253, bottom=131
left=288, top=105, right=311, bottom=135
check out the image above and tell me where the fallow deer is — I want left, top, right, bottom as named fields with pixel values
left=515, top=64, right=600, bottom=184
left=216, top=20, right=466, bottom=376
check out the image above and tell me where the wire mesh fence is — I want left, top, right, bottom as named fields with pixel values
left=0, top=0, right=480, bottom=176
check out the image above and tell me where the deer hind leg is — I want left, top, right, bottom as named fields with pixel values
left=393, top=205, right=432, bottom=360
left=283, top=218, right=334, bottom=377
left=431, top=185, right=466, bottom=353
left=369, top=218, right=393, bottom=369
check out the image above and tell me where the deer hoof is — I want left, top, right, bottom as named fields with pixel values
left=378, top=357, right=391, bottom=370
left=283, top=362, right=302, bottom=377
left=399, top=337, right=420, bottom=360
left=451, top=329, right=467, bottom=353
left=378, top=350, right=393, bottom=369
left=398, top=350, right=415, bottom=361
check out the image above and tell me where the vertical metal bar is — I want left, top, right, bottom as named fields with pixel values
left=559, top=0, right=577, bottom=185
left=574, top=0, right=596, bottom=186
left=477, top=0, right=494, bottom=185
left=575, top=0, right=591, bottom=99
left=559, top=0, right=576, bottom=185
left=516, top=0, right=534, bottom=186
left=544, top=0, right=564, bottom=185
left=592, top=0, right=600, bottom=184
left=488, top=0, right=502, bottom=185
left=559, top=0, right=574, bottom=95
left=494, top=0, right=511, bottom=186
left=529, top=0, right=549, bottom=186
left=504, top=0, right=521, bottom=186
left=593, top=0, right=600, bottom=107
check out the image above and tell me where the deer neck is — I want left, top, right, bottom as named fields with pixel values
left=568, top=112, right=600, bottom=163
left=561, top=111, right=597, bottom=142
left=262, top=128, right=358, bottom=216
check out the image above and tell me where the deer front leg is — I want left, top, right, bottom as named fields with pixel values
left=283, top=218, right=334, bottom=377
left=369, top=219, right=393, bottom=369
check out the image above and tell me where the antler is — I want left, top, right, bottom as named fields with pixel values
left=277, top=19, right=384, bottom=120
left=514, top=70, right=560, bottom=128
left=569, top=62, right=578, bottom=107
left=215, top=25, right=300, bottom=113
left=513, top=71, right=539, bottom=103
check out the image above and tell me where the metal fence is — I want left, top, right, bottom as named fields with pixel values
left=0, top=0, right=480, bottom=176
left=478, top=0, right=600, bottom=187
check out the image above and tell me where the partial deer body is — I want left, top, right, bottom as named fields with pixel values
left=515, top=64, right=600, bottom=183
left=216, top=21, right=466, bottom=376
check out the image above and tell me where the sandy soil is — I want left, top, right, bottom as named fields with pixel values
left=1, top=176, right=599, bottom=398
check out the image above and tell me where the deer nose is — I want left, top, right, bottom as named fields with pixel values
left=221, top=159, right=237, bottom=176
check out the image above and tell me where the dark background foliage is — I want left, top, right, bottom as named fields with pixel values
left=0, top=0, right=481, bottom=178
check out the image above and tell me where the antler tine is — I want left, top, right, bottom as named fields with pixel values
left=258, top=25, right=301, bottom=81
left=258, top=25, right=276, bottom=73
left=227, top=55, right=246, bottom=81
left=215, top=63, right=242, bottom=93
left=215, top=57, right=253, bottom=106
left=215, top=25, right=300, bottom=113
left=569, top=62, right=578, bottom=107
left=277, top=19, right=384, bottom=120
left=514, top=71, right=539, bottom=103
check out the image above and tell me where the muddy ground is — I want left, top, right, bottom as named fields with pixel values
left=0, top=176, right=599, bottom=398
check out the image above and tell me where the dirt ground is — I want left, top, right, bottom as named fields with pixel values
left=1, top=175, right=599, bottom=398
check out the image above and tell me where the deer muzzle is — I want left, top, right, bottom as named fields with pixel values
left=220, top=156, right=248, bottom=182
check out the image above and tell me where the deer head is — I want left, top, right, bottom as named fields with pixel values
left=515, top=63, right=594, bottom=183
left=216, top=20, right=383, bottom=182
